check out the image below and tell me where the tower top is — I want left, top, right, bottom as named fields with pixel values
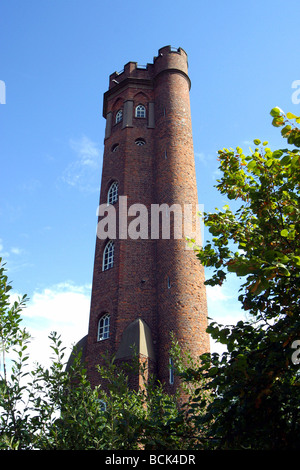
left=104, top=46, right=191, bottom=117
left=108, top=46, right=189, bottom=89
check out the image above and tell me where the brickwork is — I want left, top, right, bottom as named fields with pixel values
left=84, top=46, right=209, bottom=393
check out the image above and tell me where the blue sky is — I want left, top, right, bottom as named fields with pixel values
left=1, top=0, right=300, bottom=367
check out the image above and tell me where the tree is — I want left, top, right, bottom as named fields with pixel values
left=0, top=257, right=193, bottom=449
left=183, top=108, right=300, bottom=449
left=0, top=258, right=31, bottom=449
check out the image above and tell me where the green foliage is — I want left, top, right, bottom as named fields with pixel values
left=0, top=258, right=31, bottom=449
left=185, top=109, right=300, bottom=449
left=0, top=258, right=194, bottom=449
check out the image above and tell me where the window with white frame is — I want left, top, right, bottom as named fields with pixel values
left=111, top=143, right=119, bottom=152
left=169, top=357, right=174, bottom=385
left=102, top=240, right=114, bottom=271
left=116, top=109, right=123, bottom=123
left=135, top=138, right=146, bottom=146
left=107, top=181, right=118, bottom=205
left=99, top=399, right=107, bottom=412
left=135, top=104, right=146, bottom=118
left=97, top=313, right=110, bottom=341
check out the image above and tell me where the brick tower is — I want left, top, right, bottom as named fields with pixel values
left=84, top=46, right=209, bottom=394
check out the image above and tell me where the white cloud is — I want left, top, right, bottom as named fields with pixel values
left=206, top=281, right=246, bottom=354
left=206, top=282, right=245, bottom=323
left=62, top=135, right=102, bottom=192
left=242, top=140, right=253, bottom=146
left=206, top=284, right=231, bottom=303
left=212, top=168, right=222, bottom=180
left=0, top=239, right=10, bottom=259
left=0, top=240, right=26, bottom=258
left=194, top=152, right=207, bottom=164
left=11, top=247, right=23, bottom=255
left=69, top=135, right=100, bottom=168
left=16, top=282, right=91, bottom=369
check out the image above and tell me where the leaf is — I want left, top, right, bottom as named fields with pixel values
left=272, top=116, right=285, bottom=127
left=286, top=112, right=297, bottom=120
left=209, top=367, right=219, bottom=376
left=270, top=107, right=281, bottom=117
left=247, top=160, right=256, bottom=170
left=280, top=155, right=291, bottom=165
left=272, top=150, right=283, bottom=159
left=253, top=139, right=261, bottom=145
left=249, top=279, right=268, bottom=295
left=281, top=125, right=292, bottom=137
left=292, top=256, right=300, bottom=266
left=280, top=229, right=289, bottom=237
left=277, top=264, right=290, bottom=276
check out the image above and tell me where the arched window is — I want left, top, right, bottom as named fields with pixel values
left=135, top=104, right=146, bottom=118
left=107, top=181, right=118, bottom=205
left=97, top=313, right=110, bottom=341
left=115, top=109, right=123, bottom=123
left=135, top=138, right=146, bottom=146
left=102, top=240, right=114, bottom=271
left=99, top=399, right=107, bottom=412
left=169, top=357, right=174, bottom=385
left=111, top=143, right=119, bottom=152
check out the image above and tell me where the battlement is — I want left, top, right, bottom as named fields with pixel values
left=109, top=61, right=154, bottom=89
left=108, top=46, right=189, bottom=90
left=154, top=45, right=188, bottom=62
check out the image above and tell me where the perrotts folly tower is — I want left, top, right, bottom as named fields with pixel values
left=81, top=46, right=209, bottom=394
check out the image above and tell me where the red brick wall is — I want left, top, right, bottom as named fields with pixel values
left=153, top=49, right=209, bottom=393
left=85, top=46, right=209, bottom=393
